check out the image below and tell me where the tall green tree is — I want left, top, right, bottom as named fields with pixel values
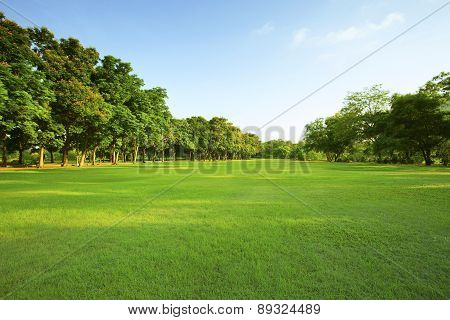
left=0, top=14, right=54, bottom=166
left=209, top=117, right=230, bottom=160
left=186, top=116, right=210, bottom=160
left=390, top=93, right=449, bottom=165
left=92, top=56, right=143, bottom=163
left=28, top=28, right=101, bottom=166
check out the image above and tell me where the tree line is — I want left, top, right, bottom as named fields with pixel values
left=0, top=12, right=261, bottom=167
left=302, top=78, right=449, bottom=166
left=1, top=12, right=448, bottom=167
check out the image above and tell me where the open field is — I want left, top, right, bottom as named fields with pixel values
left=0, top=160, right=448, bottom=299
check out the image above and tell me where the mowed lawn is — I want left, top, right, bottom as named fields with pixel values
left=0, top=160, right=448, bottom=299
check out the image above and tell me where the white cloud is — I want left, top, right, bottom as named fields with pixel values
left=369, top=12, right=404, bottom=30
left=252, top=22, right=274, bottom=36
left=292, top=28, right=309, bottom=46
left=323, top=12, right=404, bottom=43
left=325, top=26, right=365, bottom=43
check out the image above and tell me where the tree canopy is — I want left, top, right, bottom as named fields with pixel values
left=303, top=84, right=450, bottom=165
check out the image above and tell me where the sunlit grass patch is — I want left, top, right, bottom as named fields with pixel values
left=0, top=160, right=448, bottom=299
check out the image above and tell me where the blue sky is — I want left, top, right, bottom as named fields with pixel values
left=3, top=0, right=450, bottom=140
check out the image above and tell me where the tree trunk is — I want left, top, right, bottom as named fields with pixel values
left=18, top=145, right=24, bottom=165
left=114, top=151, right=119, bottom=165
left=79, top=149, right=88, bottom=167
left=62, top=148, right=69, bottom=167
left=423, top=149, right=432, bottom=166
left=141, top=148, right=146, bottom=163
left=133, top=143, right=139, bottom=164
left=38, top=145, right=45, bottom=168
left=1, top=132, right=7, bottom=167
left=75, top=150, right=80, bottom=166
left=109, top=145, right=116, bottom=164
left=50, top=150, right=54, bottom=163
left=91, top=146, right=98, bottom=166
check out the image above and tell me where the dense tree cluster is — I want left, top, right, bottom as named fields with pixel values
left=303, top=79, right=450, bottom=165
left=0, top=13, right=262, bottom=167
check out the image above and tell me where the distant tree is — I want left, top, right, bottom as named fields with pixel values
left=303, top=111, right=358, bottom=162
left=343, top=85, right=391, bottom=146
left=303, top=119, right=328, bottom=160
left=146, top=87, right=172, bottom=162
left=390, top=93, right=449, bottom=165
left=171, top=118, right=194, bottom=160
left=420, top=72, right=450, bottom=98
left=186, top=116, right=210, bottom=160
left=436, top=140, right=449, bottom=166
left=343, top=85, right=390, bottom=115
left=209, top=117, right=230, bottom=160
left=290, top=141, right=306, bottom=160
left=241, top=133, right=261, bottom=159
left=226, top=124, right=242, bottom=160
left=262, top=140, right=293, bottom=159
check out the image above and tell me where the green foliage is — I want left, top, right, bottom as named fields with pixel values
left=303, top=81, right=450, bottom=165
left=0, top=14, right=55, bottom=165
left=390, top=93, right=449, bottom=165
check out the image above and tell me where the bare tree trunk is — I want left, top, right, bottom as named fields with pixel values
left=141, top=147, right=146, bottom=163
left=133, top=143, right=139, bottom=164
left=161, top=135, right=164, bottom=162
left=120, top=142, right=126, bottom=162
left=1, top=132, right=7, bottom=167
left=91, top=146, right=98, bottom=166
left=79, top=149, right=87, bottom=167
left=50, top=150, right=54, bottom=163
left=75, top=150, right=80, bottom=166
left=62, top=148, right=69, bottom=167
left=111, top=144, right=116, bottom=164
left=38, top=145, right=45, bottom=168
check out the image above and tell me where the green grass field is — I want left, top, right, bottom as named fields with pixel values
left=0, top=160, right=448, bottom=299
